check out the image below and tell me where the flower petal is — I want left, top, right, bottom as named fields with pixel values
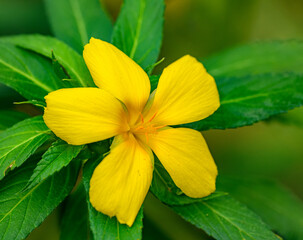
left=83, top=38, right=150, bottom=119
left=89, top=134, right=153, bottom=226
left=43, top=88, right=129, bottom=145
left=145, top=55, right=220, bottom=126
left=145, top=127, right=217, bottom=198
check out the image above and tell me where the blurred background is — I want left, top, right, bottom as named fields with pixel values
left=1, top=0, right=303, bottom=239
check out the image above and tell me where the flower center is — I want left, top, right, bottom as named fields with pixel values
left=130, top=112, right=165, bottom=137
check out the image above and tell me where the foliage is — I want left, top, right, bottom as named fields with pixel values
left=0, top=34, right=95, bottom=87
left=60, top=183, right=91, bottom=240
left=0, top=156, right=80, bottom=240
left=112, top=0, right=164, bottom=71
left=26, top=140, right=83, bottom=190
left=0, top=110, right=28, bottom=131
left=217, top=176, right=303, bottom=240
left=172, top=195, right=280, bottom=240
left=0, top=43, right=64, bottom=101
left=44, top=0, right=112, bottom=53
left=0, top=116, right=51, bottom=180
left=0, top=0, right=302, bottom=239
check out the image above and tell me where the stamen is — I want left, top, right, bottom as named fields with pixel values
left=148, top=112, right=157, bottom=122
left=134, top=125, right=144, bottom=131
left=140, top=112, right=144, bottom=123
left=131, top=112, right=165, bottom=138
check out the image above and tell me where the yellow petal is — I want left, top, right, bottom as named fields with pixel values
left=43, top=88, right=129, bottom=145
left=145, top=55, right=220, bottom=126
left=89, top=134, right=153, bottom=226
left=83, top=38, right=150, bottom=121
left=145, top=128, right=217, bottom=198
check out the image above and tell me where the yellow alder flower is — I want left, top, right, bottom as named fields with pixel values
left=43, top=38, right=220, bottom=226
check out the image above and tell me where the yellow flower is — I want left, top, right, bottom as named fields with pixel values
left=43, top=38, right=220, bottom=226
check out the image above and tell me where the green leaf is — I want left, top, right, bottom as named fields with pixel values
left=218, top=176, right=303, bottom=240
left=51, top=51, right=70, bottom=80
left=0, top=156, right=80, bottom=240
left=172, top=194, right=279, bottom=240
left=0, top=43, right=65, bottom=101
left=112, top=0, right=164, bottom=70
left=205, top=40, right=303, bottom=78
left=14, top=100, right=46, bottom=109
left=26, top=140, right=83, bottom=190
left=44, top=0, right=112, bottom=53
left=60, top=183, right=91, bottom=240
left=0, top=116, right=51, bottom=180
left=185, top=73, right=303, bottom=130
left=83, top=143, right=144, bottom=240
left=151, top=157, right=225, bottom=205
left=0, top=34, right=94, bottom=87
left=0, top=110, right=28, bottom=131
left=149, top=75, right=159, bottom=92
